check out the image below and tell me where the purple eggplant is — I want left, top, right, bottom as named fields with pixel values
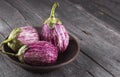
left=41, top=2, right=69, bottom=53
left=16, top=41, right=58, bottom=65
left=1, top=26, right=39, bottom=51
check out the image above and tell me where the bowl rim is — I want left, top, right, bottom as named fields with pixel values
left=1, top=32, right=80, bottom=69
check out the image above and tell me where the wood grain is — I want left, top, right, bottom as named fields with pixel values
left=68, top=0, right=120, bottom=34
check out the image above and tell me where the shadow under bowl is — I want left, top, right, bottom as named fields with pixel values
left=1, top=33, right=80, bottom=73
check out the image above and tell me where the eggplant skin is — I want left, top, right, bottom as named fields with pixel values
left=7, top=26, right=39, bottom=52
left=41, top=24, right=69, bottom=53
left=17, top=26, right=39, bottom=45
left=24, top=41, right=58, bottom=66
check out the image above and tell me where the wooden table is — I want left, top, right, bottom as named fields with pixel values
left=0, top=0, right=120, bottom=77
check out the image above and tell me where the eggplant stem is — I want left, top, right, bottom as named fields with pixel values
left=1, top=44, right=17, bottom=56
left=44, top=2, right=60, bottom=28
left=49, top=2, right=59, bottom=28
left=0, top=39, right=12, bottom=51
left=50, top=2, right=59, bottom=18
left=2, top=39, right=12, bottom=44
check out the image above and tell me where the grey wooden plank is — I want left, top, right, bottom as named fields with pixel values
left=91, top=0, right=120, bottom=21
left=3, top=1, right=116, bottom=76
left=4, top=0, right=43, bottom=27
left=0, top=35, right=5, bottom=42
left=68, top=0, right=120, bottom=21
left=75, top=52, right=113, bottom=77
left=57, top=0, right=120, bottom=76
left=0, top=18, right=11, bottom=38
left=68, top=0, right=120, bottom=34
left=0, top=0, right=27, bottom=28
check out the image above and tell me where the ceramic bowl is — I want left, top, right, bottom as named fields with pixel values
left=1, top=32, right=80, bottom=73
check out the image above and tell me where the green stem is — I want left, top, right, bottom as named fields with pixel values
left=16, top=45, right=28, bottom=63
left=1, top=44, right=27, bottom=58
left=44, top=2, right=61, bottom=28
left=50, top=2, right=59, bottom=18
left=0, top=39, right=12, bottom=51
left=1, top=44, right=17, bottom=56
left=2, top=39, right=12, bottom=44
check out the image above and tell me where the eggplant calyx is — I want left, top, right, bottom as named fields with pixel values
left=16, top=45, right=28, bottom=63
left=1, top=28, right=21, bottom=45
left=0, top=28, right=21, bottom=51
left=44, top=2, right=62, bottom=28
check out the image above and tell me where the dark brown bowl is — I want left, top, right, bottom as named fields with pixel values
left=1, top=33, right=80, bottom=73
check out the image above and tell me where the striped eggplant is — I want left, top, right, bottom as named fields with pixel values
left=16, top=41, right=58, bottom=65
left=1, top=26, right=39, bottom=52
left=41, top=2, right=69, bottom=53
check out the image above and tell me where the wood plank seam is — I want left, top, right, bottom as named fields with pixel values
left=0, top=33, right=5, bottom=39
left=5, top=0, right=43, bottom=24
left=67, top=0, right=120, bottom=34
left=91, top=0, right=120, bottom=23
left=81, top=50, right=115, bottom=77
left=5, top=0, right=43, bottom=20
left=64, top=28, right=115, bottom=77
left=86, top=70, right=95, bottom=77
left=0, top=17, right=12, bottom=30
left=66, top=0, right=119, bottom=33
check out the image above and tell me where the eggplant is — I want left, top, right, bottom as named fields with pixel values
left=16, top=41, right=58, bottom=65
left=41, top=2, right=69, bottom=53
left=1, top=26, right=39, bottom=51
